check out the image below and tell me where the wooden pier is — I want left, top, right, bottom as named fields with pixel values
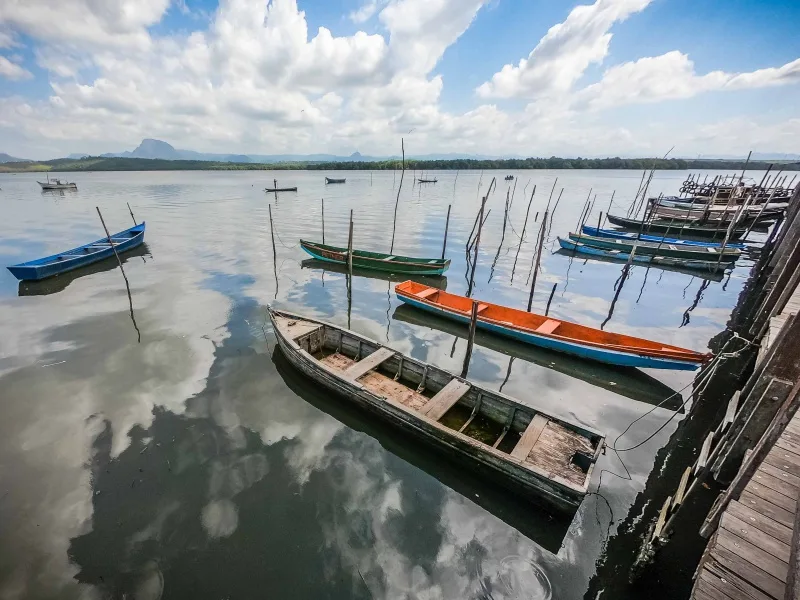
left=691, top=411, right=800, bottom=600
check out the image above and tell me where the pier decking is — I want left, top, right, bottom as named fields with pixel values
left=691, top=411, right=800, bottom=600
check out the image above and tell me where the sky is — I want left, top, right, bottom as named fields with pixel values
left=0, top=0, right=798, bottom=160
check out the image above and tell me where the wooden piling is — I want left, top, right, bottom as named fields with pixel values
left=269, top=204, right=277, bottom=258
left=347, top=209, right=354, bottom=276
left=321, top=198, right=325, bottom=244
left=527, top=211, right=548, bottom=312
left=442, top=204, right=451, bottom=260
left=126, top=202, right=137, bottom=226
left=461, top=300, right=479, bottom=378
left=389, top=138, right=405, bottom=254
left=467, top=196, right=487, bottom=297
left=545, top=283, right=557, bottom=316
left=602, top=191, right=615, bottom=228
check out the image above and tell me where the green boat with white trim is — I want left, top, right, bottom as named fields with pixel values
left=300, top=240, right=450, bottom=275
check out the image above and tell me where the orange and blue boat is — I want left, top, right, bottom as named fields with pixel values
left=395, top=280, right=711, bottom=370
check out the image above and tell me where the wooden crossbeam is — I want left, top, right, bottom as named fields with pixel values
left=343, top=347, right=395, bottom=380
left=423, top=379, right=471, bottom=421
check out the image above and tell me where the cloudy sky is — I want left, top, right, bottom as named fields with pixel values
left=0, top=0, right=799, bottom=160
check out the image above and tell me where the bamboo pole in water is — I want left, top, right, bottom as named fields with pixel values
left=126, top=202, right=137, bottom=226
left=347, top=209, right=354, bottom=276
left=467, top=196, right=487, bottom=297
left=389, top=138, right=405, bottom=253
left=545, top=283, right=557, bottom=316
left=269, top=204, right=277, bottom=258
left=527, top=211, right=548, bottom=312
left=461, top=300, right=479, bottom=378
left=511, top=185, right=536, bottom=283
left=321, top=198, right=325, bottom=244
left=442, top=204, right=451, bottom=260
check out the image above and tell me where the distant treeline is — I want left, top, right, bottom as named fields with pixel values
left=2, top=155, right=798, bottom=173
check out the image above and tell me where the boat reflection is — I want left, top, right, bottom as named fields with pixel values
left=272, top=347, right=572, bottom=553
left=392, top=304, right=683, bottom=411
left=18, top=243, right=150, bottom=296
left=301, top=258, right=448, bottom=289
left=554, top=248, right=725, bottom=283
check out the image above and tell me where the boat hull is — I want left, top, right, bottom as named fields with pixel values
left=300, top=240, right=450, bottom=275
left=581, top=225, right=745, bottom=248
left=264, top=187, right=297, bottom=192
left=606, top=214, right=746, bottom=239
left=7, top=223, right=146, bottom=281
left=270, top=308, right=603, bottom=513
left=567, top=232, right=740, bottom=262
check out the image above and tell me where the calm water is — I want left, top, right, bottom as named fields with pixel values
left=0, top=169, right=762, bottom=599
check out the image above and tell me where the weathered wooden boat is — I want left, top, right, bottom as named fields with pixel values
left=264, top=187, right=298, bottom=192
left=606, top=214, right=747, bottom=240
left=581, top=225, right=745, bottom=249
left=300, top=240, right=450, bottom=275
left=395, top=280, right=711, bottom=370
left=7, top=223, right=146, bottom=281
left=648, top=205, right=781, bottom=224
left=269, top=307, right=605, bottom=512
left=652, top=197, right=788, bottom=211
left=38, top=178, right=77, bottom=190
left=392, top=304, right=684, bottom=410
left=417, top=178, right=438, bottom=183
left=567, top=232, right=741, bottom=262
left=325, top=177, right=346, bottom=184
left=558, top=237, right=731, bottom=275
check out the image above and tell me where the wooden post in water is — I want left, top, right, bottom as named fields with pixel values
left=389, top=138, right=405, bottom=254
left=467, top=196, right=487, bottom=297
left=441, top=204, right=451, bottom=260
left=527, top=211, right=548, bottom=312
left=347, top=209, right=354, bottom=276
left=461, top=300, right=479, bottom=378
left=268, top=204, right=277, bottom=259
left=126, top=202, right=137, bottom=226
left=511, top=185, right=536, bottom=283
left=545, top=283, right=557, bottom=316
left=96, top=207, right=141, bottom=342
left=321, top=198, right=325, bottom=244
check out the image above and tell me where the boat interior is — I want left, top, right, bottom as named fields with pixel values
left=274, top=312, right=602, bottom=491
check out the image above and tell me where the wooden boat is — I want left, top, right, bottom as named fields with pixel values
left=7, top=223, right=145, bottom=281
left=652, top=197, right=788, bottom=211
left=300, top=240, right=450, bottom=275
left=395, top=280, right=711, bottom=370
left=558, top=237, right=731, bottom=274
left=417, top=178, right=438, bottom=183
left=269, top=307, right=605, bottom=512
left=325, top=177, right=346, bottom=184
left=301, top=258, right=447, bottom=288
left=38, top=178, right=77, bottom=190
left=392, top=304, right=684, bottom=410
left=581, top=225, right=745, bottom=249
left=264, top=187, right=297, bottom=192
left=649, top=205, right=780, bottom=224
left=606, top=214, right=747, bottom=240
left=567, top=232, right=741, bottom=262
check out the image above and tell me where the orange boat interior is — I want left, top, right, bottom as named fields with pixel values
left=395, top=280, right=708, bottom=362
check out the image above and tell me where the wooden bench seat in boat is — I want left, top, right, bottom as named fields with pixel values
left=511, top=414, right=549, bottom=461
left=476, top=303, right=489, bottom=314
left=422, top=379, right=471, bottom=421
left=344, top=347, right=395, bottom=380
left=535, top=319, right=561, bottom=335
left=416, top=287, right=439, bottom=299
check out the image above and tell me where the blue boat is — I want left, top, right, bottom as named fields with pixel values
left=581, top=225, right=745, bottom=249
left=7, top=223, right=146, bottom=281
left=558, top=237, right=730, bottom=273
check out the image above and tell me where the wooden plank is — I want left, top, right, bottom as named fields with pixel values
left=697, top=432, right=715, bottom=474
left=724, top=391, right=742, bottom=430
left=775, top=437, right=800, bottom=457
left=510, top=414, right=549, bottom=461
left=698, top=568, right=772, bottom=600
left=476, top=303, right=489, bottom=313
left=764, top=447, right=800, bottom=478
left=746, top=478, right=797, bottom=513
left=691, top=586, right=718, bottom=600
left=751, top=468, right=799, bottom=500
left=422, top=379, right=471, bottom=421
left=344, top=347, right=395, bottom=380
left=709, top=546, right=785, bottom=600
left=535, top=319, right=561, bottom=335
left=721, top=512, right=791, bottom=563
left=739, top=491, right=795, bottom=529
left=653, top=495, right=672, bottom=540
left=728, top=500, right=793, bottom=546
left=760, top=459, right=800, bottom=486
left=716, top=527, right=788, bottom=582
left=673, top=466, right=692, bottom=509
left=416, top=287, right=438, bottom=299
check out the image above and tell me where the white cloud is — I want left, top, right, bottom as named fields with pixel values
left=0, top=54, right=31, bottom=80
left=577, top=51, right=800, bottom=110
left=477, top=0, right=651, bottom=99
left=349, top=0, right=384, bottom=23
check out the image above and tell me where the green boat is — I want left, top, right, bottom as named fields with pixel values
left=300, top=240, right=450, bottom=275
left=567, top=232, right=741, bottom=262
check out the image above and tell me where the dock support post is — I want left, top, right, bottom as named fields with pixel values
left=461, top=300, right=479, bottom=378
left=442, top=204, right=451, bottom=260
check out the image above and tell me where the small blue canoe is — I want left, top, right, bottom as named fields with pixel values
left=7, top=222, right=146, bottom=281
left=558, top=237, right=731, bottom=273
left=581, top=225, right=745, bottom=249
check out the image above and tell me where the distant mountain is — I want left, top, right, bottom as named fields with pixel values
left=67, top=153, right=90, bottom=159
left=72, top=139, right=510, bottom=164
left=0, top=152, right=30, bottom=163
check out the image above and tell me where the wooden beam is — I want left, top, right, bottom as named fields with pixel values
left=422, top=379, right=471, bottom=421
left=510, top=414, right=548, bottom=461
left=343, top=347, right=395, bottom=380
